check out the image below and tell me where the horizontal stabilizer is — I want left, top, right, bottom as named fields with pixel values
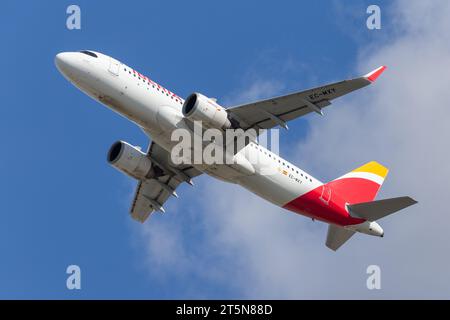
left=348, top=196, right=417, bottom=221
left=326, top=224, right=356, bottom=251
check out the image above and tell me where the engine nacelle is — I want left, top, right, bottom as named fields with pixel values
left=107, top=140, right=154, bottom=180
left=182, top=93, right=232, bottom=129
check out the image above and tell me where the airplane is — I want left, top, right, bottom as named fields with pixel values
left=55, top=50, right=417, bottom=250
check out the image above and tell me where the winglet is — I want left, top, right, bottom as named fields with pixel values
left=364, top=66, right=387, bottom=82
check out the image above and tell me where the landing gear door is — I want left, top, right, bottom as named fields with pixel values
left=108, top=57, right=120, bottom=76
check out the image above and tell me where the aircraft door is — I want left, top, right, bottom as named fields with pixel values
left=319, top=185, right=332, bottom=205
left=108, top=57, right=120, bottom=76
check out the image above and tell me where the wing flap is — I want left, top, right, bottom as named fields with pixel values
left=130, top=180, right=157, bottom=223
left=130, top=178, right=173, bottom=222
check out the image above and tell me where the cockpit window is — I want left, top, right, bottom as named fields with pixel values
left=79, top=50, right=98, bottom=58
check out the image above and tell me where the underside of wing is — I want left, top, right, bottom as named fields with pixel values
left=130, top=176, right=179, bottom=222
left=129, top=141, right=202, bottom=223
left=228, top=66, right=386, bottom=131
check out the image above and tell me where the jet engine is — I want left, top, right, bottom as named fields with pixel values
left=182, top=93, right=232, bottom=129
left=107, top=140, right=154, bottom=180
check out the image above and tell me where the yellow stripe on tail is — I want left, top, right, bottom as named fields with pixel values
left=351, top=161, right=389, bottom=179
left=327, top=161, right=390, bottom=204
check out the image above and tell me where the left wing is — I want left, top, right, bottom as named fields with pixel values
left=228, top=66, right=386, bottom=131
left=130, top=142, right=202, bottom=223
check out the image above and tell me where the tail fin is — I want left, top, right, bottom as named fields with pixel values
left=327, top=161, right=389, bottom=204
left=348, top=196, right=418, bottom=221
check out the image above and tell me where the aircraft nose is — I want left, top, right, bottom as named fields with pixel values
left=55, top=52, right=67, bottom=70
left=55, top=52, right=78, bottom=76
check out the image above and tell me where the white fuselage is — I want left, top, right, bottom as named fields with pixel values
left=55, top=50, right=393, bottom=246
left=55, top=51, right=323, bottom=210
left=56, top=50, right=387, bottom=239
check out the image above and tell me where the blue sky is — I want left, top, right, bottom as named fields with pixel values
left=0, top=0, right=414, bottom=299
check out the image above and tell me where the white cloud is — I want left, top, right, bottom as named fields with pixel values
left=224, top=80, right=284, bottom=106
left=136, top=0, right=450, bottom=298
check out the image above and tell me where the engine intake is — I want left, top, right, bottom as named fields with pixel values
left=107, top=140, right=154, bottom=180
left=182, top=93, right=231, bottom=129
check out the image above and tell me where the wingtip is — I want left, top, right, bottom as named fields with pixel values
left=365, top=66, right=387, bottom=82
left=326, top=244, right=338, bottom=252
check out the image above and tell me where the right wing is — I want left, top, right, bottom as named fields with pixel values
left=326, top=224, right=356, bottom=251
left=227, top=66, right=386, bottom=131
left=130, top=142, right=202, bottom=223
